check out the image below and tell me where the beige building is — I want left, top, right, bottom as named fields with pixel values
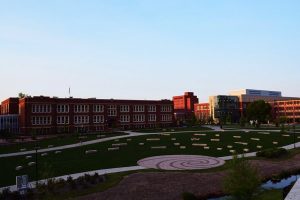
left=229, top=89, right=300, bottom=116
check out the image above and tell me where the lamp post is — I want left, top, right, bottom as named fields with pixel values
left=35, top=147, right=38, bottom=188
left=294, top=124, right=296, bottom=149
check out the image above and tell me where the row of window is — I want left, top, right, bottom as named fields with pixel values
left=32, top=105, right=52, bottom=113
left=31, top=104, right=172, bottom=113
left=31, top=116, right=52, bottom=125
left=31, top=114, right=173, bottom=125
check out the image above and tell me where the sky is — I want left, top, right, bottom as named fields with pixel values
left=0, top=0, right=299, bottom=102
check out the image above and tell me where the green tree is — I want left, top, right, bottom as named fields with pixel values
left=18, top=92, right=26, bottom=98
left=226, top=114, right=232, bottom=125
left=240, top=116, right=247, bottom=127
left=246, top=100, right=272, bottom=127
left=223, top=155, right=260, bottom=200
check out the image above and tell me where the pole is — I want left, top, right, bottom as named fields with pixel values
left=294, top=124, right=296, bottom=149
left=35, top=148, right=38, bottom=188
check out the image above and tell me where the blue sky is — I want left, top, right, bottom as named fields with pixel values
left=0, top=0, right=299, bottom=102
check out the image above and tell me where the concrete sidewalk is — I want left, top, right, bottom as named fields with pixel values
left=0, top=166, right=145, bottom=192
left=285, top=178, right=300, bottom=200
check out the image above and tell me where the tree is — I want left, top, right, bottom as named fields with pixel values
left=223, top=155, right=260, bottom=200
left=246, top=100, right=272, bottom=127
left=18, top=92, right=26, bottom=98
left=226, top=114, right=232, bottom=125
left=239, top=116, right=247, bottom=127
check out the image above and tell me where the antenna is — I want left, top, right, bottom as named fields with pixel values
left=69, top=87, right=71, bottom=97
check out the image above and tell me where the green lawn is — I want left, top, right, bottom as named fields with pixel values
left=135, top=126, right=212, bottom=133
left=0, top=130, right=299, bottom=187
left=255, top=189, right=283, bottom=200
left=0, top=132, right=127, bottom=154
left=223, top=124, right=281, bottom=130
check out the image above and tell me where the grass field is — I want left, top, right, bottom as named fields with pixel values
left=0, top=132, right=127, bottom=154
left=1, top=130, right=299, bottom=187
left=135, top=126, right=212, bottom=133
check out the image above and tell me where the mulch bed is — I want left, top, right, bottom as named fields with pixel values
left=77, top=154, right=300, bottom=200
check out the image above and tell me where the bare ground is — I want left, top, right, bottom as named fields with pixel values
left=77, top=154, right=300, bottom=200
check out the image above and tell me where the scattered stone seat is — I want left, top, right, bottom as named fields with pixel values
left=108, top=147, right=119, bottom=151
left=151, top=146, right=167, bottom=149
left=28, top=162, right=35, bottom=166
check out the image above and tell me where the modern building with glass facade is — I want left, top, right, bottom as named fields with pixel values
left=0, top=115, right=19, bottom=133
left=209, top=95, right=240, bottom=123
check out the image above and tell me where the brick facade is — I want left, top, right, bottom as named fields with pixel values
left=194, top=103, right=210, bottom=122
left=19, top=96, right=174, bottom=134
left=0, top=98, right=19, bottom=115
left=173, top=92, right=198, bottom=122
left=270, top=100, right=300, bottom=123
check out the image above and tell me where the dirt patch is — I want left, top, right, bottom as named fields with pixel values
left=77, top=154, right=300, bottom=200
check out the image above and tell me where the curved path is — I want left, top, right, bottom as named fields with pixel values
left=137, top=155, right=225, bottom=170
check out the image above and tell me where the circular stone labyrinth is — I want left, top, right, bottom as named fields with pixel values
left=137, top=155, right=225, bottom=170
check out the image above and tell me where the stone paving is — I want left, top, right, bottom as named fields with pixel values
left=285, top=178, right=300, bottom=200
left=137, top=155, right=225, bottom=170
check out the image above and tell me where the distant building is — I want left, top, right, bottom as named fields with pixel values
left=0, top=115, right=19, bottom=133
left=209, top=95, right=240, bottom=123
left=0, top=98, right=19, bottom=115
left=173, top=92, right=199, bottom=123
left=229, top=89, right=299, bottom=116
left=270, top=100, right=300, bottom=123
left=19, top=96, right=174, bottom=134
left=194, top=103, right=210, bottom=122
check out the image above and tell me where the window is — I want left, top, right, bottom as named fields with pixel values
left=148, top=114, right=156, bottom=122
left=133, top=105, right=144, bottom=112
left=133, top=114, right=145, bottom=122
left=161, top=105, right=172, bottom=112
left=161, top=114, right=172, bottom=122
left=74, top=104, right=89, bottom=113
left=57, top=116, right=69, bottom=124
left=120, top=115, right=130, bottom=122
left=32, top=104, right=52, bottom=113
left=74, top=115, right=89, bottom=124
left=148, top=105, right=156, bottom=112
left=57, top=104, right=69, bottom=113
left=107, top=105, right=117, bottom=116
left=93, top=105, right=104, bottom=113
left=120, top=105, right=130, bottom=112
left=93, top=115, right=104, bottom=123
left=31, top=116, right=52, bottom=125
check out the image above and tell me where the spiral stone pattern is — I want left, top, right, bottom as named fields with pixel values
left=137, top=155, right=225, bottom=170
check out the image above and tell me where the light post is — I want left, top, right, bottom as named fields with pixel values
left=294, top=124, right=296, bottom=149
left=35, top=147, right=38, bottom=188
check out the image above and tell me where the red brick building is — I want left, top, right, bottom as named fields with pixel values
left=19, top=96, right=174, bottom=134
left=0, top=98, right=19, bottom=115
left=270, top=100, right=300, bottom=123
left=194, top=103, right=210, bottom=122
left=173, top=92, right=198, bottom=122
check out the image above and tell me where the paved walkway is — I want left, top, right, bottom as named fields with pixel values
left=0, top=166, right=145, bottom=192
left=285, top=178, right=300, bottom=200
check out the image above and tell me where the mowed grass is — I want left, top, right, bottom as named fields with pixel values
left=135, top=126, right=212, bottom=133
left=0, top=131, right=299, bottom=187
left=0, top=132, right=127, bottom=154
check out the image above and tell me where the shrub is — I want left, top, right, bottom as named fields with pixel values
left=256, top=148, right=288, bottom=159
left=182, top=192, right=197, bottom=200
left=223, top=155, right=260, bottom=200
left=67, top=176, right=76, bottom=189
